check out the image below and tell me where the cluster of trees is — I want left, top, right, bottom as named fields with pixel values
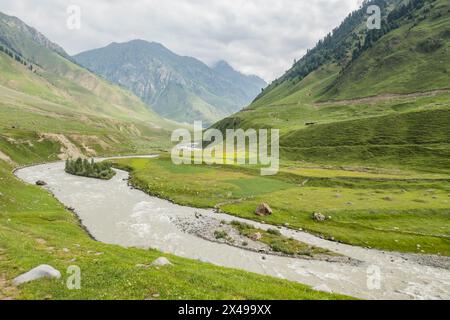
left=261, top=0, right=389, bottom=91
left=65, top=158, right=116, bottom=180
left=257, top=0, right=432, bottom=100
left=0, top=42, right=34, bottom=71
left=352, top=0, right=427, bottom=60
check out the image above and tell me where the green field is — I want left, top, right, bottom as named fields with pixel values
left=112, top=156, right=450, bottom=256
left=0, top=142, right=349, bottom=300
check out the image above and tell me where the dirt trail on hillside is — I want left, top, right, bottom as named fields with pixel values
left=39, top=133, right=84, bottom=160
left=0, top=150, right=14, bottom=164
left=314, top=88, right=450, bottom=107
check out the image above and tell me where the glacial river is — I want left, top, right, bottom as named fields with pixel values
left=15, top=159, right=450, bottom=300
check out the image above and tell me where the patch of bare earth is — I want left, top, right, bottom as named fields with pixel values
left=0, top=150, right=15, bottom=165
left=69, top=134, right=113, bottom=156
left=0, top=249, right=19, bottom=300
left=39, top=133, right=84, bottom=159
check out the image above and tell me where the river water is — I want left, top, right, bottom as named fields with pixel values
left=15, top=160, right=450, bottom=300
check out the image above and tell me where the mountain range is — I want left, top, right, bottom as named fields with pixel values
left=74, top=40, right=266, bottom=125
left=0, top=11, right=177, bottom=161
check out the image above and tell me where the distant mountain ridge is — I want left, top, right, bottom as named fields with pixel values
left=0, top=11, right=177, bottom=161
left=0, top=12, right=69, bottom=61
left=74, top=40, right=267, bottom=124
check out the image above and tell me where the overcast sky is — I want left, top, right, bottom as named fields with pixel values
left=1, top=0, right=363, bottom=81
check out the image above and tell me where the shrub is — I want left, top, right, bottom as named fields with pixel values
left=267, top=228, right=281, bottom=236
left=214, top=230, right=229, bottom=240
left=417, top=38, right=443, bottom=53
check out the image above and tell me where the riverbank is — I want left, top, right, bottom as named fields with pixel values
left=1, top=160, right=346, bottom=300
left=13, top=161, right=450, bottom=299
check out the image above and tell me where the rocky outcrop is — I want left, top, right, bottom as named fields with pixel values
left=255, top=203, right=273, bottom=216
left=312, top=212, right=327, bottom=222
left=151, top=257, right=172, bottom=267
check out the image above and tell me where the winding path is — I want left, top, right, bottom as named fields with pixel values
left=14, top=159, right=450, bottom=300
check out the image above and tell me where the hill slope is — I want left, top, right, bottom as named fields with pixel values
left=0, top=12, right=177, bottom=159
left=212, top=0, right=450, bottom=172
left=73, top=40, right=266, bottom=125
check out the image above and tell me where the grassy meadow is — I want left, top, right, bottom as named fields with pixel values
left=112, top=156, right=450, bottom=256
left=0, top=136, right=348, bottom=300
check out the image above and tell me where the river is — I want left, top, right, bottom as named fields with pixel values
left=14, top=160, right=450, bottom=300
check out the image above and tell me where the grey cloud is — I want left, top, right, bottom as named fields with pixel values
left=1, top=0, right=363, bottom=81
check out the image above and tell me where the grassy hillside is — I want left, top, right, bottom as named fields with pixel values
left=0, top=11, right=183, bottom=161
left=212, top=0, right=450, bottom=172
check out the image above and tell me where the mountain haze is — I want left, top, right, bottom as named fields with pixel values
left=74, top=40, right=267, bottom=125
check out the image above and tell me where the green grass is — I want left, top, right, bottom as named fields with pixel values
left=230, top=221, right=332, bottom=257
left=0, top=154, right=346, bottom=300
left=211, top=0, right=450, bottom=172
left=112, top=156, right=450, bottom=256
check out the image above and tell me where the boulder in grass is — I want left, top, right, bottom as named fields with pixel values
left=151, top=257, right=172, bottom=267
left=255, top=203, right=273, bottom=216
left=249, top=232, right=263, bottom=241
left=312, top=212, right=327, bottom=222
left=13, top=265, right=61, bottom=285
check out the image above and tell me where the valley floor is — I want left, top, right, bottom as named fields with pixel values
left=112, top=156, right=450, bottom=256
left=0, top=160, right=346, bottom=300
left=13, top=160, right=450, bottom=299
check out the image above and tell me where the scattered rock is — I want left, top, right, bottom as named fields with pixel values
left=312, top=284, right=333, bottom=293
left=284, top=223, right=290, bottom=227
left=312, top=212, right=327, bottom=222
left=35, top=180, right=47, bottom=186
left=255, top=203, right=273, bottom=216
left=249, top=232, right=263, bottom=241
left=35, top=238, right=47, bottom=245
left=62, top=248, right=70, bottom=253
left=13, top=265, right=61, bottom=285
left=151, top=257, right=172, bottom=267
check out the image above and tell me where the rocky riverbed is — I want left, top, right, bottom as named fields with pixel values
left=172, top=214, right=358, bottom=265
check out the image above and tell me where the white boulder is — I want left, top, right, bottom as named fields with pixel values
left=13, top=265, right=61, bottom=285
left=151, top=257, right=172, bottom=267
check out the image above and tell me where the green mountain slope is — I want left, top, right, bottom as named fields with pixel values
left=0, top=12, right=177, bottom=159
left=213, top=0, right=450, bottom=172
left=73, top=40, right=267, bottom=125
